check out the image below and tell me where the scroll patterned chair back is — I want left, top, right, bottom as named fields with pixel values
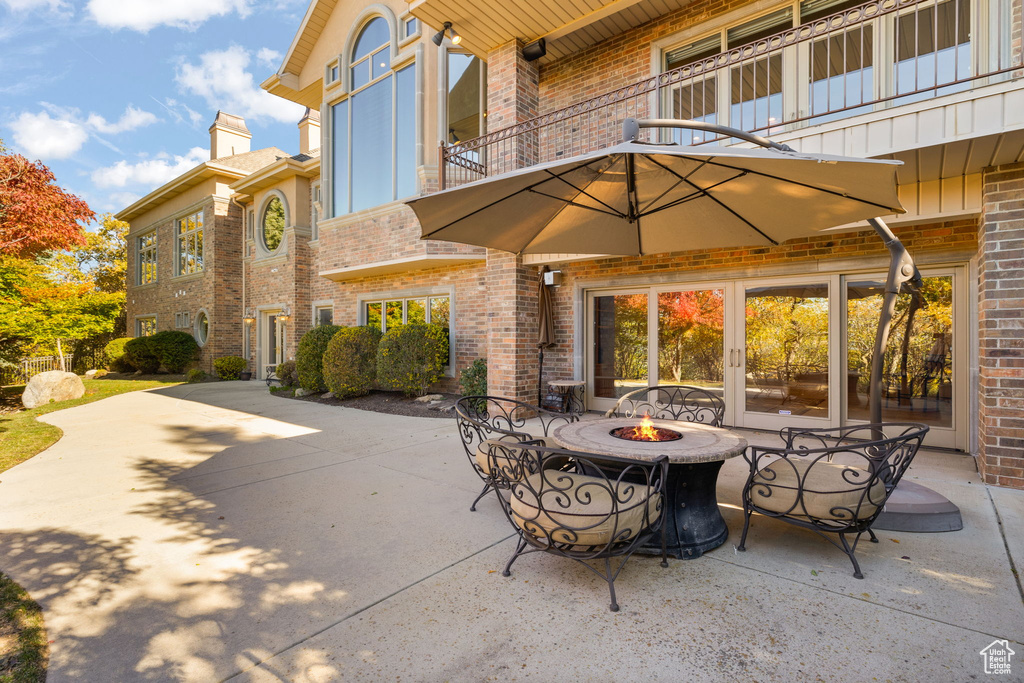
left=487, top=442, right=669, bottom=612
left=737, top=422, right=929, bottom=578
left=454, top=396, right=578, bottom=511
left=604, top=385, right=725, bottom=427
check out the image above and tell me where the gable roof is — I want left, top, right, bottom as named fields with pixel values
left=115, top=147, right=288, bottom=223
left=261, top=0, right=337, bottom=108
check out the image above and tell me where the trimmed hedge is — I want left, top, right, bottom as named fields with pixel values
left=376, top=323, right=448, bottom=397
left=187, top=368, right=207, bottom=383
left=214, top=356, right=247, bottom=380
left=123, top=337, right=160, bottom=373
left=296, top=324, right=341, bottom=392
left=323, top=326, right=381, bottom=399
left=104, top=337, right=133, bottom=372
left=459, top=358, right=487, bottom=397
left=276, top=360, right=298, bottom=387
left=149, top=330, right=199, bottom=373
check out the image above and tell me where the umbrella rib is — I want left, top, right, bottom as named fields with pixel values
left=695, top=157, right=901, bottom=213
left=528, top=189, right=623, bottom=218
left=542, top=168, right=624, bottom=216
left=640, top=172, right=747, bottom=217
left=644, top=155, right=778, bottom=245
left=638, top=157, right=712, bottom=214
left=419, top=156, right=611, bottom=239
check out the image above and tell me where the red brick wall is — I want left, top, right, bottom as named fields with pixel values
left=978, top=163, right=1024, bottom=489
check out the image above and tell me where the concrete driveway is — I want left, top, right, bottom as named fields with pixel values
left=0, top=381, right=1021, bottom=682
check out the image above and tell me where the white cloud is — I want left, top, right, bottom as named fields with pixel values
left=86, top=106, right=158, bottom=134
left=6, top=104, right=159, bottom=160
left=9, top=110, right=89, bottom=159
left=256, top=47, right=281, bottom=68
left=86, top=0, right=251, bottom=32
left=90, top=146, right=209, bottom=189
left=176, top=45, right=304, bottom=124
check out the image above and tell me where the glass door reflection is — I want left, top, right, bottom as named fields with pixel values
left=846, top=276, right=953, bottom=426
left=592, top=293, right=649, bottom=399
left=745, top=283, right=830, bottom=418
left=658, top=289, right=725, bottom=391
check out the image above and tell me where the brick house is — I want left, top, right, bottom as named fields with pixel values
left=121, top=0, right=1024, bottom=490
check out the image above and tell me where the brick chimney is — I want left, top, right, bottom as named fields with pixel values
left=298, top=108, right=320, bottom=156
left=209, top=111, right=251, bottom=159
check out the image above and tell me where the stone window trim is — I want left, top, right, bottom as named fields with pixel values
left=323, top=7, right=422, bottom=219
left=137, top=230, right=157, bottom=285
left=254, top=190, right=290, bottom=259
left=311, top=181, right=322, bottom=243
left=194, top=308, right=211, bottom=347
left=312, top=300, right=335, bottom=326
left=358, top=288, right=455, bottom=375
left=134, top=315, right=157, bottom=337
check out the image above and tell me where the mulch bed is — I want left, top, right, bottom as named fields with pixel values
left=272, top=388, right=460, bottom=419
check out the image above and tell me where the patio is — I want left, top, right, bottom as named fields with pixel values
left=0, top=380, right=1020, bottom=681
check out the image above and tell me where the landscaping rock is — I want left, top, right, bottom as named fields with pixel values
left=84, top=369, right=98, bottom=377
left=22, top=371, right=85, bottom=409
left=321, top=392, right=334, bottom=400
left=415, top=394, right=444, bottom=402
left=294, top=388, right=309, bottom=398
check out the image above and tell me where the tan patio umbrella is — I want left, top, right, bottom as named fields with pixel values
left=537, top=266, right=555, bottom=404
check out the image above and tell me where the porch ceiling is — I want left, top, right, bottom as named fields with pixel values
left=408, top=0, right=695, bottom=64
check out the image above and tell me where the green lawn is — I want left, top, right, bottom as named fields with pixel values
left=0, top=571, right=47, bottom=683
left=0, top=377, right=181, bottom=474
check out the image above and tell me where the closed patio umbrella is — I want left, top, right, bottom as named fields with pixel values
left=537, top=266, right=555, bottom=405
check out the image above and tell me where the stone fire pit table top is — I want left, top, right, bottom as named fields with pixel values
left=553, top=418, right=747, bottom=464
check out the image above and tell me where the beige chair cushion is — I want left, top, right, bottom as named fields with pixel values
left=510, top=471, right=661, bottom=547
left=750, top=458, right=886, bottom=521
left=475, top=436, right=552, bottom=476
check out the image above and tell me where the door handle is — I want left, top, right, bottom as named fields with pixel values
left=728, top=349, right=735, bottom=367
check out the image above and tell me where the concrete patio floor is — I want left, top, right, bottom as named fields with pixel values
left=0, top=381, right=1021, bottom=682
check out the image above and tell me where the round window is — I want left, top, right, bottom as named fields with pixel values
left=262, top=197, right=285, bottom=251
left=195, top=311, right=209, bottom=346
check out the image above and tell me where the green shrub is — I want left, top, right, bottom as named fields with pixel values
left=213, top=356, right=247, bottom=380
left=187, top=368, right=207, bottom=383
left=149, top=330, right=199, bottom=373
left=459, top=358, right=487, bottom=402
left=323, top=326, right=381, bottom=399
left=123, top=337, right=160, bottom=373
left=377, top=323, right=447, bottom=397
left=276, top=360, right=298, bottom=387
left=296, top=324, right=341, bottom=392
left=109, top=356, right=134, bottom=373
left=104, top=337, right=133, bottom=370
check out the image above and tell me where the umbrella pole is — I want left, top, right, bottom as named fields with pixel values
left=538, top=348, right=544, bottom=406
left=866, top=217, right=920, bottom=439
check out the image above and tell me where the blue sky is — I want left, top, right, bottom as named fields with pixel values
left=0, top=0, right=311, bottom=222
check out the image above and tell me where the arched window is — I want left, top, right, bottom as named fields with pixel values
left=195, top=310, right=209, bottom=346
left=332, top=16, right=416, bottom=215
left=262, top=196, right=285, bottom=251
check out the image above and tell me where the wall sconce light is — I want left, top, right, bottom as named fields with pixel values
left=242, top=309, right=256, bottom=325
left=523, top=38, right=546, bottom=62
left=277, top=307, right=292, bottom=323
left=432, top=21, right=460, bottom=46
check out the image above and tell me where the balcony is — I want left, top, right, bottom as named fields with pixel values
left=441, top=0, right=1023, bottom=191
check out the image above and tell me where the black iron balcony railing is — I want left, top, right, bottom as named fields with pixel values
left=440, top=0, right=1021, bottom=189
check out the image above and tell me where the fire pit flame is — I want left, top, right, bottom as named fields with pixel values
left=610, top=413, right=682, bottom=442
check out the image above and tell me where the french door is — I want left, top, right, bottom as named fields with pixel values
left=584, top=267, right=965, bottom=448
left=258, top=311, right=285, bottom=380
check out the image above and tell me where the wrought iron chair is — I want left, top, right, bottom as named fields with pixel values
left=737, top=422, right=929, bottom=578
left=604, top=385, right=725, bottom=427
left=454, top=396, right=578, bottom=511
left=486, top=441, right=669, bottom=611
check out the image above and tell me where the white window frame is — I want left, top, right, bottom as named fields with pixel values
left=137, top=231, right=157, bottom=285
left=256, top=190, right=289, bottom=257
left=313, top=301, right=334, bottom=326
left=440, top=46, right=488, bottom=146
left=175, top=209, right=204, bottom=276
left=135, top=316, right=156, bottom=337
left=194, top=309, right=210, bottom=347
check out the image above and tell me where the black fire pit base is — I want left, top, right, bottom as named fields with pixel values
left=634, top=460, right=729, bottom=560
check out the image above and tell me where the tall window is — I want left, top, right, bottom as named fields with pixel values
left=364, top=295, right=451, bottom=367
left=176, top=210, right=204, bottom=276
left=446, top=52, right=486, bottom=144
left=262, top=197, right=285, bottom=252
left=137, top=232, right=157, bottom=284
left=332, top=17, right=416, bottom=215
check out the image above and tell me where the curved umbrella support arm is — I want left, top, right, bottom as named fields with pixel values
left=867, top=217, right=921, bottom=438
left=622, top=118, right=797, bottom=153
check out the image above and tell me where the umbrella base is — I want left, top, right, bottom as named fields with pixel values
left=873, top=480, right=963, bottom=532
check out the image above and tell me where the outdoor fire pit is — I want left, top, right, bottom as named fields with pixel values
left=609, top=414, right=682, bottom=442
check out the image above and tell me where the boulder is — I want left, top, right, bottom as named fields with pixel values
left=84, top=369, right=98, bottom=378
left=321, top=392, right=334, bottom=400
left=294, top=388, right=309, bottom=398
left=415, top=394, right=444, bottom=402
left=22, top=371, right=85, bottom=409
